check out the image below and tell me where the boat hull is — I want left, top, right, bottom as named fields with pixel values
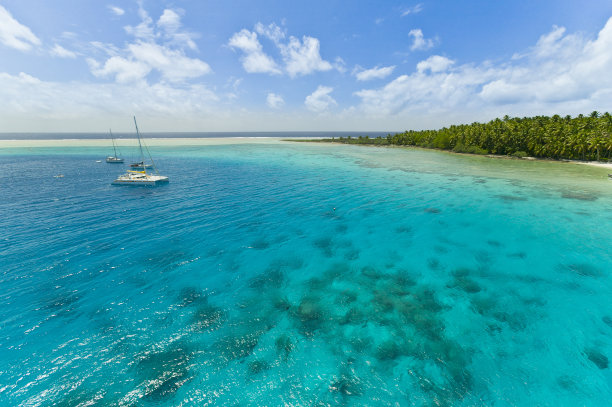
left=106, top=157, right=124, bottom=163
left=112, top=174, right=169, bottom=186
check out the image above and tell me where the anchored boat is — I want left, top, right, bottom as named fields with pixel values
left=129, top=161, right=152, bottom=169
left=112, top=117, right=169, bottom=186
left=112, top=170, right=169, bottom=185
left=106, top=129, right=124, bottom=163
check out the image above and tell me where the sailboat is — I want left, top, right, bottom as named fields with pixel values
left=106, top=129, right=124, bottom=163
left=112, top=117, right=169, bottom=186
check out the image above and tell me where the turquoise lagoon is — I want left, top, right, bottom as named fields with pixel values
left=1, top=141, right=611, bottom=406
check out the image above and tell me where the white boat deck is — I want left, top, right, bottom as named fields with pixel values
left=112, top=171, right=169, bottom=185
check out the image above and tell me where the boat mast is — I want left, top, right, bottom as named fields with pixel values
left=133, top=116, right=146, bottom=174
left=110, top=129, right=118, bottom=158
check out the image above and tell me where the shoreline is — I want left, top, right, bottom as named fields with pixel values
left=2, top=137, right=612, bottom=171
left=299, top=140, right=612, bottom=171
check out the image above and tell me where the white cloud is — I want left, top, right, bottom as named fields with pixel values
left=157, top=9, right=197, bottom=50
left=409, top=28, right=434, bottom=51
left=128, top=41, right=210, bottom=81
left=255, top=22, right=285, bottom=44
left=89, top=55, right=151, bottom=83
left=354, top=65, right=396, bottom=81
left=158, top=9, right=181, bottom=32
left=305, top=86, right=337, bottom=112
left=108, top=5, right=125, bottom=16
left=354, top=17, right=612, bottom=123
left=0, top=5, right=41, bottom=51
left=228, top=29, right=282, bottom=74
left=125, top=6, right=153, bottom=39
left=416, top=55, right=454, bottom=73
left=0, top=71, right=219, bottom=129
left=90, top=6, right=210, bottom=83
left=50, top=44, right=77, bottom=58
left=229, top=23, right=335, bottom=77
left=401, top=4, right=424, bottom=17
left=267, top=93, right=284, bottom=109
left=282, top=36, right=333, bottom=77
left=334, top=57, right=347, bottom=74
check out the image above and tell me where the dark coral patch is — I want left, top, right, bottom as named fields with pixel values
left=497, top=194, right=527, bottom=202
left=585, top=348, right=609, bottom=369
left=561, top=192, right=598, bottom=201
left=559, top=263, right=601, bottom=277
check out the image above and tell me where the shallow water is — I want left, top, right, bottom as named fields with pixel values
left=1, top=142, right=611, bottom=406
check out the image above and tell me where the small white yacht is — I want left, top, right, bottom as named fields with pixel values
left=112, top=117, right=169, bottom=186
left=106, top=129, right=124, bottom=163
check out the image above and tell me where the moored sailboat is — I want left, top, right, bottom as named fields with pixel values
left=106, top=129, right=124, bottom=163
left=112, top=117, right=169, bottom=186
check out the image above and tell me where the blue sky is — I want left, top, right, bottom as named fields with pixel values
left=1, top=0, right=612, bottom=132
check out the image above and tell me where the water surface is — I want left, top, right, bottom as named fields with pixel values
left=1, top=142, right=611, bottom=406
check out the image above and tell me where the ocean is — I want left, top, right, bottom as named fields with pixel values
left=1, top=140, right=611, bottom=406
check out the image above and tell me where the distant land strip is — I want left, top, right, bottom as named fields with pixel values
left=296, top=112, right=612, bottom=162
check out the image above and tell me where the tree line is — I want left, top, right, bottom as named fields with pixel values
left=325, top=112, right=612, bottom=161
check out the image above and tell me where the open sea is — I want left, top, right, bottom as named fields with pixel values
left=1, top=139, right=612, bottom=406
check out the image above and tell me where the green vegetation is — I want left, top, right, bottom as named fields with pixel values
left=312, top=112, right=612, bottom=161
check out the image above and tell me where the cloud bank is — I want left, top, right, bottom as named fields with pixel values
left=354, top=17, right=612, bottom=127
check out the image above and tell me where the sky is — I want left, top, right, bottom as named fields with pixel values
left=1, top=0, right=612, bottom=133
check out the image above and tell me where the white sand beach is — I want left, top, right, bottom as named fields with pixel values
left=575, top=161, right=612, bottom=170
left=0, top=137, right=298, bottom=148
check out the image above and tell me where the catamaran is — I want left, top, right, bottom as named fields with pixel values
left=112, top=117, right=169, bottom=186
left=106, top=129, right=124, bottom=163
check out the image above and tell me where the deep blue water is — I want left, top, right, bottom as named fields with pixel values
left=1, top=142, right=612, bottom=406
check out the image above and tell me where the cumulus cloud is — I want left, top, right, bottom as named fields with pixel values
left=158, top=9, right=181, bottom=32
left=266, top=92, right=284, bottom=109
left=88, top=56, right=151, bottom=83
left=108, top=5, right=125, bottom=16
left=282, top=36, right=332, bottom=77
left=0, top=5, right=41, bottom=51
left=409, top=29, right=434, bottom=51
left=50, top=44, right=77, bottom=58
left=157, top=9, right=197, bottom=50
left=90, top=5, right=210, bottom=83
left=305, top=86, right=337, bottom=112
left=354, top=17, right=612, bottom=121
left=416, top=55, right=454, bottom=73
left=255, top=22, right=285, bottom=44
left=228, top=29, right=281, bottom=74
left=229, top=22, right=335, bottom=77
left=354, top=65, right=396, bottom=81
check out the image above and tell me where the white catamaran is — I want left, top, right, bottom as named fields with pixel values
left=106, top=129, right=124, bottom=163
left=112, top=117, right=169, bottom=186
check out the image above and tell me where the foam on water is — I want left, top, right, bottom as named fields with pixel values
left=1, top=142, right=612, bottom=406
